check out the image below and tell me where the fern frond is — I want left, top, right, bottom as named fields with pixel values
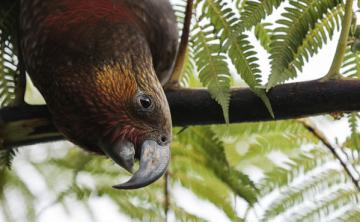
left=0, top=1, right=21, bottom=170
left=192, top=23, right=231, bottom=122
left=199, top=0, right=274, bottom=116
left=260, top=147, right=332, bottom=193
left=0, top=150, right=16, bottom=170
left=0, top=168, right=37, bottom=222
left=239, top=0, right=284, bottom=30
left=174, top=167, right=240, bottom=221
left=173, top=206, right=207, bottom=222
left=341, top=47, right=360, bottom=78
left=213, top=120, right=311, bottom=138
left=261, top=169, right=346, bottom=221
left=200, top=0, right=257, bottom=83
left=332, top=209, right=360, bottom=222
left=292, top=189, right=359, bottom=222
left=177, top=126, right=259, bottom=205
left=0, top=38, right=18, bottom=107
left=212, top=121, right=317, bottom=170
left=267, top=0, right=343, bottom=90
left=254, top=22, right=273, bottom=52
left=0, top=0, right=20, bottom=106
left=345, top=113, right=360, bottom=151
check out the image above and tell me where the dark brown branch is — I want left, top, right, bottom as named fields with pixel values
left=168, top=79, right=360, bottom=125
left=2, top=80, right=360, bottom=147
left=299, top=118, right=360, bottom=192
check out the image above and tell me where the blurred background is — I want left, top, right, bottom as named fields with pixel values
left=1, top=0, right=360, bottom=222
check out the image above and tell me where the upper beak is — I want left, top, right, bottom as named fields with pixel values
left=99, top=138, right=170, bottom=189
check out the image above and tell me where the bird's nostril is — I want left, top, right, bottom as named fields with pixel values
left=160, top=135, right=168, bottom=144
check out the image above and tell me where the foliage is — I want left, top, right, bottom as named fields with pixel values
left=239, top=0, right=284, bottom=30
left=0, top=0, right=20, bottom=206
left=0, top=0, right=19, bottom=106
left=254, top=23, right=273, bottom=52
left=267, top=0, right=343, bottom=89
left=192, top=23, right=232, bottom=123
left=1, top=0, right=360, bottom=222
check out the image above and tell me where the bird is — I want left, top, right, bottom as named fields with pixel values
left=19, top=0, right=179, bottom=189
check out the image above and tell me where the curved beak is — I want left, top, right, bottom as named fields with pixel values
left=99, top=139, right=170, bottom=189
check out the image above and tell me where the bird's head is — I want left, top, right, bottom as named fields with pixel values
left=46, top=49, right=172, bottom=189
left=20, top=0, right=178, bottom=190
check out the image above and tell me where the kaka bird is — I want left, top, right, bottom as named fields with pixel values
left=19, top=0, right=179, bottom=189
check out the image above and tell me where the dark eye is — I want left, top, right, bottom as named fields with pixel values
left=137, top=94, right=153, bottom=111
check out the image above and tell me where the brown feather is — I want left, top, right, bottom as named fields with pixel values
left=20, top=0, right=175, bottom=154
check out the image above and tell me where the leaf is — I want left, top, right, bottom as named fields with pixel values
left=199, top=0, right=274, bottom=117
left=267, top=0, right=343, bottom=90
left=254, top=23, right=273, bottom=52
left=177, top=126, right=259, bottom=205
left=342, top=46, right=360, bottom=78
left=343, top=113, right=360, bottom=151
left=192, top=23, right=231, bottom=123
left=0, top=0, right=21, bottom=170
left=239, top=0, right=285, bottom=30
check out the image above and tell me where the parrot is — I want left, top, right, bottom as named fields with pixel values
left=19, top=0, right=179, bottom=189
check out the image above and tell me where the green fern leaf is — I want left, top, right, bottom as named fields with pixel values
left=192, top=23, right=231, bottom=123
left=262, top=168, right=343, bottom=220
left=0, top=38, right=18, bottom=107
left=293, top=189, right=359, bottom=222
left=199, top=0, right=274, bottom=117
left=0, top=1, right=21, bottom=169
left=177, top=126, right=259, bottom=205
left=173, top=206, right=207, bottom=222
left=267, top=0, right=343, bottom=90
left=333, top=209, right=360, bottom=222
left=0, top=148, right=17, bottom=170
left=239, top=0, right=284, bottom=30
left=343, top=113, right=360, bottom=151
left=254, top=23, right=273, bottom=52
left=342, top=46, right=360, bottom=78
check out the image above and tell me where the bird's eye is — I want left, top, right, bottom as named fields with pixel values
left=137, top=94, right=153, bottom=111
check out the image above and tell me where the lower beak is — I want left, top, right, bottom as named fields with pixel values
left=99, top=139, right=170, bottom=189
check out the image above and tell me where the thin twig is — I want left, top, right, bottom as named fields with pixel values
left=299, top=118, right=360, bottom=192
left=243, top=206, right=251, bottom=221
left=164, top=171, right=170, bottom=222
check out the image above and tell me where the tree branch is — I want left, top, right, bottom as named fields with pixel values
left=299, top=118, right=360, bottom=192
left=2, top=80, right=360, bottom=147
